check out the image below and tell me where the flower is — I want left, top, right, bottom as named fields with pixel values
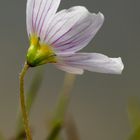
left=26, top=0, right=124, bottom=74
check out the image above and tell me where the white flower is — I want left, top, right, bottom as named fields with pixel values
left=26, top=0, right=124, bottom=75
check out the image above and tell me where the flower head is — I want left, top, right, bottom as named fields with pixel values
left=26, top=0, right=124, bottom=74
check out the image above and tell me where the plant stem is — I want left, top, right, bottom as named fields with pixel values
left=16, top=67, right=44, bottom=140
left=47, top=73, right=76, bottom=140
left=19, top=62, right=32, bottom=140
left=65, top=115, right=80, bottom=140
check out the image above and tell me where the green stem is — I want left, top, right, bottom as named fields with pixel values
left=16, top=67, right=44, bottom=140
left=19, top=62, right=32, bottom=140
left=47, top=73, right=76, bottom=140
left=65, top=115, right=80, bottom=140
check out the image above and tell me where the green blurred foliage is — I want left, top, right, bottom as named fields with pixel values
left=0, top=131, right=5, bottom=140
left=46, top=73, right=76, bottom=140
left=128, top=96, right=140, bottom=140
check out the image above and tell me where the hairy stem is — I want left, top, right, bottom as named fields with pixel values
left=19, top=62, right=32, bottom=140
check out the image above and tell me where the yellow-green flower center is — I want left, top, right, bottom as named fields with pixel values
left=26, top=35, right=57, bottom=67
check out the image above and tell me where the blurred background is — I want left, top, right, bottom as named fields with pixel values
left=0, top=0, right=139, bottom=140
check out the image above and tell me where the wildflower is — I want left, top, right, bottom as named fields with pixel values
left=26, top=0, right=124, bottom=74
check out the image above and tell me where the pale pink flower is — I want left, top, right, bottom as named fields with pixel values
left=26, top=0, right=124, bottom=74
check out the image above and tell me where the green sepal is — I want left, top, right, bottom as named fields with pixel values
left=26, top=35, right=57, bottom=67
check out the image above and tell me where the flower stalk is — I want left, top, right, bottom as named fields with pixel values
left=19, top=62, right=32, bottom=140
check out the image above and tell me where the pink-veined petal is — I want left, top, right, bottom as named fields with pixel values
left=55, top=64, right=84, bottom=75
left=45, top=6, right=104, bottom=53
left=26, top=0, right=61, bottom=40
left=55, top=53, right=124, bottom=74
left=45, top=6, right=88, bottom=43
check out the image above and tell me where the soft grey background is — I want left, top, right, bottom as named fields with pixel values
left=0, top=0, right=139, bottom=140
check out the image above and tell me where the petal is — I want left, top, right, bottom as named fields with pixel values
left=45, top=6, right=88, bottom=43
left=26, top=0, right=61, bottom=40
left=45, top=6, right=104, bottom=53
left=55, top=64, right=84, bottom=75
left=55, top=53, right=124, bottom=74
